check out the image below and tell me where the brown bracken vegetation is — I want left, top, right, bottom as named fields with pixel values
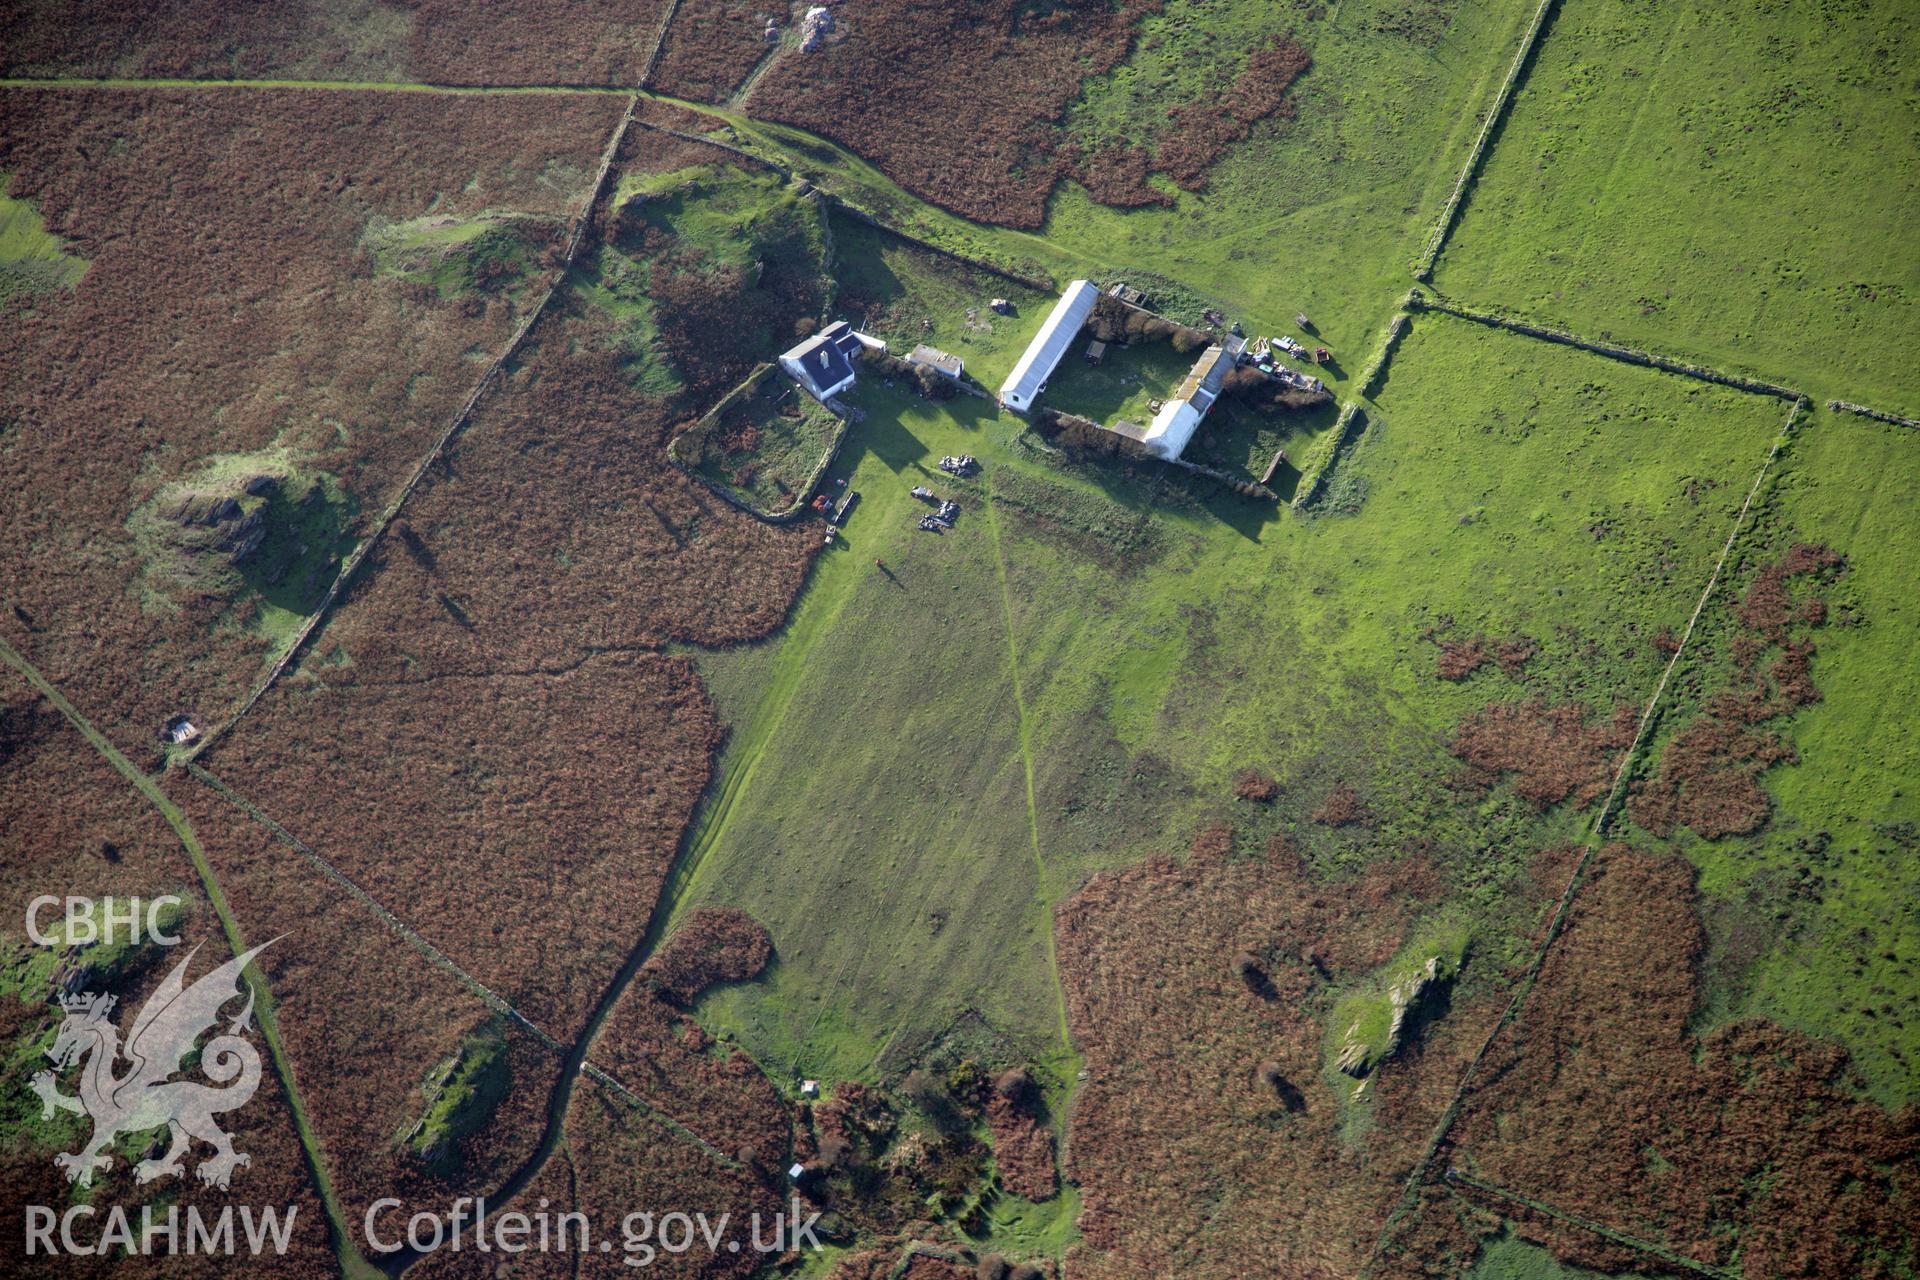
left=1234, top=768, right=1280, bottom=803
left=650, top=0, right=777, bottom=103
left=1311, top=781, right=1374, bottom=827
left=1630, top=544, right=1845, bottom=840
left=0, top=88, right=621, bottom=756
left=0, top=0, right=672, bottom=84
left=984, top=1068, right=1057, bottom=1201
left=1450, top=700, right=1638, bottom=811
left=1429, top=845, right=1919, bottom=1280
left=1072, top=36, right=1310, bottom=205
left=1055, top=825, right=1493, bottom=1278
left=1434, top=633, right=1538, bottom=681
left=641, top=908, right=775, bottom=1007
left=747, top=0, right=1161, bottom=227
left=178, top=777, right=565, bottom=1226
left=0, top=693, right=335, bottom=1278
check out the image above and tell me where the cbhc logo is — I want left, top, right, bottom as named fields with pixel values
left=25, top=896, right=183, bottom=947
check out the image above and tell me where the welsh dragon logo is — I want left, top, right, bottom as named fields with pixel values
left=30, top=941, right=274, bottom=1190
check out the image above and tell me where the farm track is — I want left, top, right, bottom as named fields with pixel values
left=1358, top=396, right=1805, bottom=1276
left=0, top=636, right=381, bottom=1280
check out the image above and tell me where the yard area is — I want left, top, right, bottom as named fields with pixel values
left=1179, top=390, right=1339, bottom=497
left=1039, top=333, right=1196, bottom=430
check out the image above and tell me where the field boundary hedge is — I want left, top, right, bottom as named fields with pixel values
left=1360, top=396, right=1805, bottom=1277
left=1412, top=293, right=1806, bottom=400
left=189, top=97, right=640, bottom=762
left=1413, top=0, right=1562, bottom=279
left=1169, top=457, right=1277, bottom=501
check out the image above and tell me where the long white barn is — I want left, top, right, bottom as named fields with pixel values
left=998, top=279, right=1099, bottom=414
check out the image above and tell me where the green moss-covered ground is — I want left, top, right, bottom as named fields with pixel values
left=0, top=171, right=88, bottom=302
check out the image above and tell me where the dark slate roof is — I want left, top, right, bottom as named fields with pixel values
left=783, top=321, right=864, bottom=396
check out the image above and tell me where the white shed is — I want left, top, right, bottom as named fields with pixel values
left=998, top=279, right=1099, bottom=414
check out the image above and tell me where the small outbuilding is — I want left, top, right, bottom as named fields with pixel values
left=160, top=715, right=201, bottom=746
left=906, top=345, right=964, bottom=380
left=788, top=1162, right=807, bottom=1181
left=1085, top=339, right=1108, bottom=365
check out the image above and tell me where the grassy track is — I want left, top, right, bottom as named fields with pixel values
left=0, top=637, right=378, bottom=1280
left=982, top=473, right=1078, bottom=1070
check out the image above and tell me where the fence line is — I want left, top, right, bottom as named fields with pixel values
left=1445, top=1170, right=1741, bottom=1279
left=188, top=763, right=565, bottom=1052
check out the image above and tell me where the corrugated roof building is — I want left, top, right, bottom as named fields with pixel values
left=907, top=345, right=964, bottom=379
left=999, top=279, right=1099, bottom=414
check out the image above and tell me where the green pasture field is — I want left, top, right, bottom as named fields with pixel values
left=1433, top=0, right=1920, bottom=415
left=671, top=309, right=1785, bottom=1108
left=1046, top=0, right=1540, bottom=369
left=1636, top=408, right=1920, bottom=1107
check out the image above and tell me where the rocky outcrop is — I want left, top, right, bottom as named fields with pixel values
left=1338, top=956, right=1444, bottom=1079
